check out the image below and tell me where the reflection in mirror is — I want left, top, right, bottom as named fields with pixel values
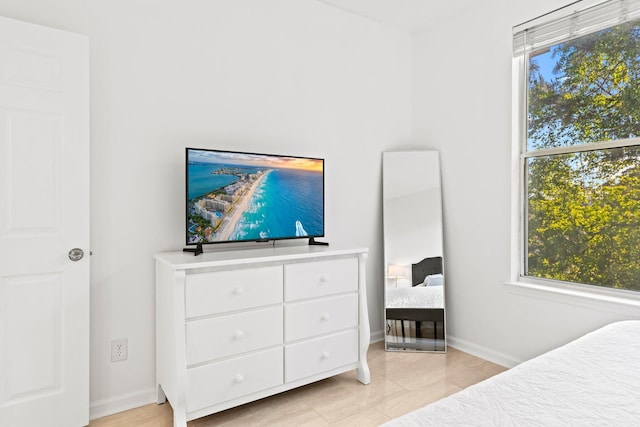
left=383, top=151, right=445, bottom=352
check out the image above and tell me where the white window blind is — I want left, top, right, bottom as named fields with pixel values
left=513, top=0, right=640, bottom=56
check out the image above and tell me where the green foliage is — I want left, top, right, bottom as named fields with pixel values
left=526, top=20, right=640, bottom=291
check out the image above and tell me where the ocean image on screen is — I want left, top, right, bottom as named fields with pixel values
left=187, top=149, right=324, bottom=244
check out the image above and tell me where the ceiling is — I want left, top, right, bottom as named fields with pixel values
left=317, top=0, right=479, bottom=33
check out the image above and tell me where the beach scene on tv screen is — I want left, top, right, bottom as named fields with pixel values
left=187, top=149, right=324, bottom=244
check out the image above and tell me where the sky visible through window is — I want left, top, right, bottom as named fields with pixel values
left=530, top=47, right=560, bottom=81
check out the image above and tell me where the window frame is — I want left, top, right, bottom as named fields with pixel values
left=509, top=0, right=640, bottom=311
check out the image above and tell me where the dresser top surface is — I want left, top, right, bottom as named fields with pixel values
left=155, top=244, right=368, bottom=270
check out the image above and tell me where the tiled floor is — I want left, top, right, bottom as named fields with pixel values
left=89, top=341, right=506, bottom=426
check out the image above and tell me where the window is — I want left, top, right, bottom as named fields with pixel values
left=513, top=0, right=640, bottom=292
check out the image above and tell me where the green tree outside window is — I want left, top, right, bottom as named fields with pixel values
left=526, top=20, right=640, bottom=291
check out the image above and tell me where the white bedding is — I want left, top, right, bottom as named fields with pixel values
left=383, top=320, right=640, bottom=426
left=386, top=286, right=444, bottom=309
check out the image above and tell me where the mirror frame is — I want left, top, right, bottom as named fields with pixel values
left=382, top=150, right=446, bottom=353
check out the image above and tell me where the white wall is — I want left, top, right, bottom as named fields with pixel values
left=413, top=0, right=640, bottom=367
left=6, top=0, right=635, bottom=418
left=0, top=0, right=412, bottom=417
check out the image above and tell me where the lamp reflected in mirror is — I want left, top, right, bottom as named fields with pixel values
left=387, top=264, right=406, bottom=288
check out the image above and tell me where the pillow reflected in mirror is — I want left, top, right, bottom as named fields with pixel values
left=423, top=273, right=443, bottom=287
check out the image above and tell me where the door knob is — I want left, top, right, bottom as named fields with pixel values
left=68, top=248, right=84, bottom=261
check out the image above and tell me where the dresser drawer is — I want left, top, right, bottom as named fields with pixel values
left=285, top=329, right=358, bottom=382
left=285, top=294, right=358, bottom=342
left=285, top=258, right=358, bottom=302
left=186, top=306, right=283, bottom=365
left=186, top=347, right=283, bottom=412
left=185, top=266, right=283, bottom=318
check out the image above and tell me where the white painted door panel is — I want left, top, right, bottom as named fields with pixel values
left=0, top=16, right=89, bottom=427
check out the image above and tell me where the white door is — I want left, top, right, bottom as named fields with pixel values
left=0, top=16, right=90, bottom=427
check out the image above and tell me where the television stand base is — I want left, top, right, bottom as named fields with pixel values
left=308, top=237, right=329, bottom=246
left=183, top=243, right=203, bottom=256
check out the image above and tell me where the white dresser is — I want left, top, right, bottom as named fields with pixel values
left=154, top=245, right=370, bottom=427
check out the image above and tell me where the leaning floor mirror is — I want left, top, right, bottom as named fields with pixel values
left=382, top=150, right=446, bottom=352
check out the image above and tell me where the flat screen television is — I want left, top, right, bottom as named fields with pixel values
left=185, top=147, right=325, bottom=249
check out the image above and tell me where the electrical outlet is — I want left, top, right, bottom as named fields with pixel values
left=111, top=338, right=128, bottom=362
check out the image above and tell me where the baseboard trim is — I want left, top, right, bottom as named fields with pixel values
left=371, top=328, right=519, bottom=367
left=90, top=387, right=156, bottom=420
left=370, top=328, right=384, bottom=344
left=447, top=335, right=521, bottom=368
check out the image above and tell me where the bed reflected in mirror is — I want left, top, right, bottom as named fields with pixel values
left=385, top=257, right=445, bottom=351
left=382, top=151, right=445, bottom=352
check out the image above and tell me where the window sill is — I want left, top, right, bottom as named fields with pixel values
left=504, top=279, right=640, bottom=317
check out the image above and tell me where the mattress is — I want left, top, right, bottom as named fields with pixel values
left=383, top=320, right=640, bottom=426
left=386, top=286, right=444, bottom=309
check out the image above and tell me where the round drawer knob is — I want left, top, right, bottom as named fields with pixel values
left=234, top=330, right=245, bottom=339
left=321, top=313, right=331, bottom=322
left=319, top=275, right=329, bottom=284
left=234, top=374, right=245, bottom=383
left=234, top=287, right=244, bottom=295
left=321, top=351, right=331, bottom=359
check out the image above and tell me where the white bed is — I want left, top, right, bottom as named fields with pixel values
left=386, top=286, right=444, bottom=309
left=383, top=320, right=640, bottom=426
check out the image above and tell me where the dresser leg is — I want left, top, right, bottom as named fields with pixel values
left=173, top=411, right=187, bottom=427
left=357, top=360, right=371, bottom=384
